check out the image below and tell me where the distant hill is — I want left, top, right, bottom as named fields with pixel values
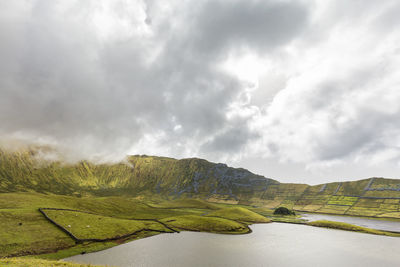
left=0, top=149, right=277, bottom=198
left=1, top=148, right=400, bottom=218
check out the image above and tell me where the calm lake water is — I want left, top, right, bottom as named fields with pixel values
left=65, top=223, right=400, bottom=267
left=301, top=213, right=400, bottom=232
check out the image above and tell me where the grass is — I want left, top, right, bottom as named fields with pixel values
left=0, top=192, right=261, bottom=259
left=327, top=196, right=358, bottom=206
left=42, top=209, right=171, bottom=240
left=307, top=220, right=400, bottom=237
left=0, top=193, right=178, bottom=257
left=317, top=205, right=350, bottom=214
left=160, top=215, right=249, bottom=234
left=0, top=257, right=101, bottom=266
left=1, top=192, right=399, bottom=263
left=0, top=192, right=181, bottom=257
left=205, top=207, right=271, bottom=223
left=148, top=198, right=220, bottom=210
left=0, top=208, right=75, bottom=257
left=269, top=216, right=306, bottom=224
left=1, top=148, right=400, bottom=220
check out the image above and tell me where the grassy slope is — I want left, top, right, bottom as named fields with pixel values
left=148, top=199, right=220, bottom=209
left=1, top=148, right=400, bottom=218
left=206, top=207, right=271, bottom=223
left=0, top=149, right=275, bottom=199
left=160, top=215, right=249, bottom=233
left=0, top=192, right=265, bottom=259
left=43, top=209, right=170, bottom=240
left=2, top=148, right=400, bottom=218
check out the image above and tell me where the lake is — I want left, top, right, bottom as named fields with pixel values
left=65, top=223, right=400, bottom=267
left=301, top=213, right=400, bottom=232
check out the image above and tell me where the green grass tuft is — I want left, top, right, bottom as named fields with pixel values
left=160, top=215, right=249, bottom=233
left=206, top=207, right=271, bottom=223
left=43, top=209, right=170, bottom=240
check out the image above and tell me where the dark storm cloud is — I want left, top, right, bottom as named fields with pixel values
left=201, top=125, right=260, bottom=156
left=189, top=0, right=310, bottom=55
left=0, top=0, right=310, bottom=160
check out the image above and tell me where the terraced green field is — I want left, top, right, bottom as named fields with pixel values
left=326, top=196, right=359, bottom=206
left=42, top=209, right=172, bottom=240
left=0, top=193, right=268, bottom=259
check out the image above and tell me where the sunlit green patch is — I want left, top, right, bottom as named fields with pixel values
left=363, top=191, right=400, bottom=198
left=298, top=204, right=324, bottom=212
left=346, top=207, right=381, bottom=217
left=379, top=203, right=399, bottom=212
left=160, top=215, right=249, bottom=234
left=205, top=207, right=270, bottom=223
left=148, top=198, right=219, bottom=209
left=0, top=193, right=217, bottom=258
left=317, top=205, right=349, bottom=214
left=42, top=209, right=171, bottom=240
left=0, top=209, right=75, bottom=258
left=327, top=196, right=358, bottom=206
left=270, top=216, right=306, bottom=224
left=377, top=212, right=400, bottom=219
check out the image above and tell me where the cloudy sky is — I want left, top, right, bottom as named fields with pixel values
left=1, top=0, right=400, bottom=184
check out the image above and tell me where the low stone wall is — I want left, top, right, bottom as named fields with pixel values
left=38, top=207, right=179, bottom=244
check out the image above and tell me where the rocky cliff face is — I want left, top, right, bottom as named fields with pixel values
left=127, top=155, right=279, bottom=200
left=0, top=149, right=278, bottom=199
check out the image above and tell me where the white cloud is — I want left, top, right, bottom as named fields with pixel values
left=237, top=0, right=400, bottom=181
left=1, top=0, right=400, bottom=182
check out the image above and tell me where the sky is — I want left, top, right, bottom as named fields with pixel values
left=1, top=0, right=400, bottom=184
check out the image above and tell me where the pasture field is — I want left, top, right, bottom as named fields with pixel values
left=0, top=192, right=268, bottom=259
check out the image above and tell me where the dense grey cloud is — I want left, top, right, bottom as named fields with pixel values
left=1, top=0, right=400, bottom=183
left=0, top=0, right=309, bottom=160
left=188, top=0, right=309, bottom=55
left=244, top=0, right=400, bottom=183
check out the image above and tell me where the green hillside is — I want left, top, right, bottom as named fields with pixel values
left=1, top=148, right=400, bottom=219
left=0, top=192, right=258, bottom=258
left=0, top=149, right=277, bottom=199
left=1, top=147, right=400, bottom=259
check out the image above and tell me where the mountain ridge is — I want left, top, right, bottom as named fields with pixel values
left=1, top=148, right=400, bottom=218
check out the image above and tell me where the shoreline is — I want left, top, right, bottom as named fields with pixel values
left=296, top=209, right=400, bottom=221
left=38, top=215, right=400, bottom=261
